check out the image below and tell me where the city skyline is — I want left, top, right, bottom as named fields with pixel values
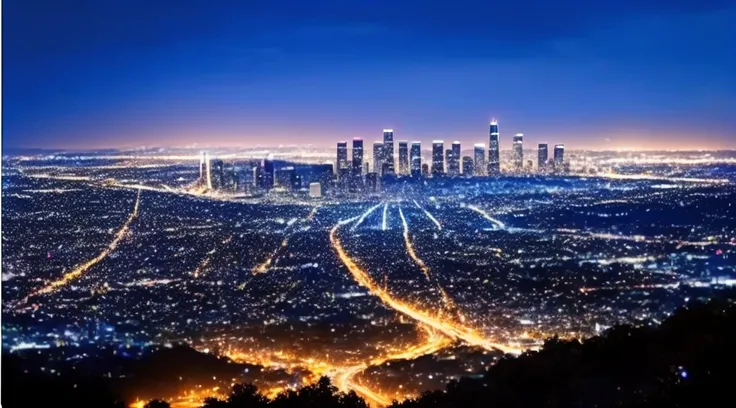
left=3, top=0, right=735, bottom=151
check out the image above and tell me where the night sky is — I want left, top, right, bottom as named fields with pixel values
left=3, top=0, right=735, bottom=150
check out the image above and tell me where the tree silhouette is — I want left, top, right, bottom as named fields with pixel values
left=144, top=400, right=171, bottom=408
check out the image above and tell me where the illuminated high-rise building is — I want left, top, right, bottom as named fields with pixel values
left=275, top=166, right=297, bottom=190
left=259, top=155, right=275, bottom=190
left=211, top=159, right=224, bottom=189
left=473, top=144, right=486, bottom=176
left=488, top=120, right=500, bottom=175
left=538, top=143, right=549, bottom=171
left=383, top=129, right=395, bottom=175
left=513, top=133, right=524, bottom=170
left=352, top=138, right=363, bottom=177
left=365, top=172, right=378, bottom=192
left=432, top=140, right=444, bottom=176
left=554, top=144, right=565, bottom=170
left=447, top=141, right=461, bottom=176
left=199, top=151, right=206, bottom=179
left=398, top=141, right=409, bottom=175
left=204, top=152, right=212, bottom=189
left=462, top=156, right=474, bottom=176
left=337, top=141, right=349, bottom=178
left=410, top=141, right=422, bottom=177
left=373, top=142, right=384, bottom=176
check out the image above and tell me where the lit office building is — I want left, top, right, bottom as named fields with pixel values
left=373, top=142, right=384, bottom=176
left=432, top=140, right=444, bottom=176
left=309, top=182, right=322, bottom=198
left=462, top=156, right=474, bottom=176
left=554, top=144, right=565, bottom=170
left=351, top=138, right=363, bottom=177
left=398, top=141, right=409, bottom=175
left=513, top=133, right=524, bottom=170
left=447, top=141, right=461, bottom=176
left=473, top=144, right=486, bottom=176
left=410, top=141, right=421, bottom=177
left=211, top=159, right=224, bottom=190
left=275, top=167, right=297, bottom=190
left=488, top=120, right=500, bottom=175
left=538, top=143, right=549, bottom=171
left=383, top=129, right=395, bottom=175
left=337, top=141, right=349, bottom=179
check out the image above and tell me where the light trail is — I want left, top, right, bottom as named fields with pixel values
left=351, top=202, right=384, bottom=231
left=334, top=325, right=452, bottom=407
left=398, top=208, right=431, bottom=281
left=329, top=218, right=521, bottom=355
left=467, top=205, right=506, bottom=229
left=21, top=189, right=142, bottom=303
left=253, top=207, right=317, bottom=274
left=381, top=203, right=389, bottom=231
left=192, top=236, right=232, bottom=278
left=413, top=200, right=442, bottom=230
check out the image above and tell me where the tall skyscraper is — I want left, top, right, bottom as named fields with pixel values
left=432, top=140, right=444, bottom=176
left=398, top=141, right=409, bottom=175
left=538, top=143, right=549, bottom=171
left=199, top=151, right=206, bottom=179
left=473, top=144, right=486, bottom=176
left=337, top=141, right=349, bottom=177
left=211, top=159, right=224, bottom=189
left=275, top=167, right=297, bottom=190
left=383, top=129, right=395, bottom=175
left=373, top=142, right=384, bottom=176
left=513, top=133, right=524, bottom=170
left=352, top=138, right=363, bottom=177
left=204, top=152, right=212, bottom=189
left=462, top=156, right=474, bottom=176
left=259, top=156, right=274, bottom=190
left=488, top=120, right=500, bottom=175
left=554, top=144, right=565, bottom=170
left=447, top=141, right=461, bottom=176
left=410, top=141, right=422, bottom=177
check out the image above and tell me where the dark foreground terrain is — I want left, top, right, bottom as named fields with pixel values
left=4, top=297, right=736, bottom=408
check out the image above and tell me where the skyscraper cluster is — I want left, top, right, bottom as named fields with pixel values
left=335, top=119, right=567, bottom=183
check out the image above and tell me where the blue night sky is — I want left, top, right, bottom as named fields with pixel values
left=3, top=0, right=736, bottom=150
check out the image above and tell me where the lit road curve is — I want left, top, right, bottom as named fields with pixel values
left=413, top=200, right=442, bottom=230
left=467, top=205, right=506, bottom=229
left=329, top=216, right=522, bottom=355
left=19, top=189, right=142, bottom=305
left=398, top=207, right=431, bottom=281
left=334, top=325, right=452, bottom=407
left=252, top=206, right=318, bottom=274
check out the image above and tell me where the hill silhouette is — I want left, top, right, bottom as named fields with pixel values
left=3, top=300, right=735, bottom=408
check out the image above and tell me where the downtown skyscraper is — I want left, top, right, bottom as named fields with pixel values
left=398, top=141, right=409, bottom=175
left=352, top=138, right=363, bottom=176
left=473, top=144, right=486, bottom=176
left=447, top=141, right=461, bottom=176
left=432, top=140, right=444, bottom=176
left=383, top=129, right=395, bottom=175
left=513, top=133, right=524, bottom=170
left=373, top=142, right=384, bottom=176
left=336, top=141, right=349, bottom=179
left=554, top=144, right=565, bottom=170
left=410, top=141, right=422, bottom=177
left=538, top=143, right=548, bottom=171
left=462, top=156, right=474, bottom=176
left=488, top=120, right=500, bottom=175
